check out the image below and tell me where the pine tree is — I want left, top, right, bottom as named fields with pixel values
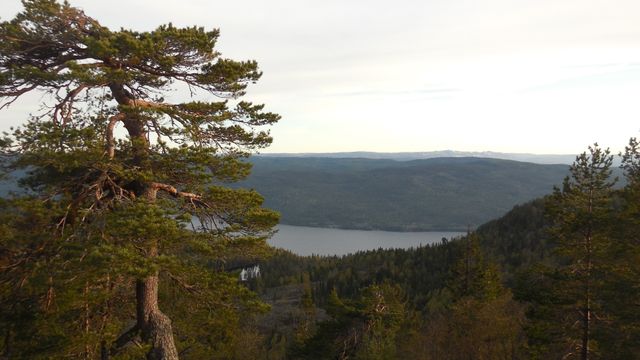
left=596, top=137, right=640, bottom=357
left=545, top=143, right=615, bottom=360
left=422, top=231, right=525, bottom=360
left=0, top=0, right=279, bottom=357
left=448, top=231, right=502, bottom=301
left=294, top=272, right=317, bottom=345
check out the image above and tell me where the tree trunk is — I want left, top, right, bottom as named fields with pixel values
left=581, top=209, right=593, bottom=360
left=111, top=83, right=179, bottom=358
left=581, top=255, right=591, bottom=360
left=137, top=275, right=179, bottom=360
left=133, top=181, right=179, bottom=360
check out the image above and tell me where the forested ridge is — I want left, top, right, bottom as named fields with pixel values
left=242, top=142, right=640, bottom=360
left=0, top=155, right=573, bottom=231
left=239, top=156, right=572, bottom=231
left=256, top=150, right=578, bottom=164
left=1, top=1, right=640, bottom=359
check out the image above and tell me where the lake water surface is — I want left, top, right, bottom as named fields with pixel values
left=268, top=225, right=463, bottom=256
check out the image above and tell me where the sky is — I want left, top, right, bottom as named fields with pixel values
left=1, top=0, right=640, bottom=155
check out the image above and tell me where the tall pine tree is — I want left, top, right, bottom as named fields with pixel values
left=596, top=137, right=640, bottom=357
left=545, top=143, right=615, bottom=360
left=0, top=0, right=279, bottom=358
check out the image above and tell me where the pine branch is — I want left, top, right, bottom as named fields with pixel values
left=150, top=182, right=209, bottom=208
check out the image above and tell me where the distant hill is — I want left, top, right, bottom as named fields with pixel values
left=0, top=155, right=612, bottom=231
left=239, top=157, right=571, bottom=231
left=258, top=150, right=579, bottom=165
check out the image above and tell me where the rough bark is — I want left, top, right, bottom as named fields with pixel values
left=137, top=276, right=179, bottom=360
left=110, top=82, right=179, bottom=359
left=581, top=200, right=593, bottom=360
left=134, top=147, right=179, bottom=360
left=581, top=234, right=592, bottom=360
left=581, top=287, right=591, bottom=360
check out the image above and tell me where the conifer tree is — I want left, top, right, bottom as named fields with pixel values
left=597, top=137, right=640, bottom=357
left=0, top=0, right=279, bottom=358
left=545, top=144, right=615, bottom=360
left=448, top=231, right=502, bottom=301
left=424, top=231, right=525, bottom=360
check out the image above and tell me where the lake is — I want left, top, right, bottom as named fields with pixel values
left=268, top=224, right=464, bottom=256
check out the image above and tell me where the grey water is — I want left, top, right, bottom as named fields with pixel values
left=268, top=224, right=463, bottom=256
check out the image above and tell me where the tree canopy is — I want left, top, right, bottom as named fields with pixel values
left=0, top=0, right=279, bottom=358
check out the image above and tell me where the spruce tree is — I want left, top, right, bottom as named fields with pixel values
left=0, top=0, right=279, bottom=358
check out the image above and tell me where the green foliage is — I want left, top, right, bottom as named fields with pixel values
left=418, top=292, right=526, bottom=360
left=3, top=2, right=640, bottom=358
left=0, top=196, right=134, bottom=358
left=448, top=232, right=503, bottom=301
left=476, top=198, right=552, bottom=275
left=291, top=283, right=406, bottom=360
left=595, top=138, right=640, bottom=357
left=0, top=0, right=279, bottom=357
left=541, top=144, right=615, bottom=359
left=250, top=141, right=640, bottom=359
left=510, top=142, right=640, bottom=359
left=255, top=228, right=529, bottom=359
left=416, top=231, right=527, bottom=360
left=354, top=284, right=406, bottom=360
left=253, top=240, right=461, bottom=311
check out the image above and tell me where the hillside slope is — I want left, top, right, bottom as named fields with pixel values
left=0, top=156, right=569, bottom=231
left=239, top=157, right=569, bottom=231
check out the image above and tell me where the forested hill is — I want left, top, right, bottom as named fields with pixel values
left=239, top=157, right=569, bottom=231
left=250, top=198, right=551, bottom=359
left=0, top=156, right=581, bottom=231
left=259, top=150, right=577, bottom=164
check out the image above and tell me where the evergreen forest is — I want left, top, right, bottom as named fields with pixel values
left=238, top=156, right=573, bottom=231
left=1, top=1, right=640, bottom=359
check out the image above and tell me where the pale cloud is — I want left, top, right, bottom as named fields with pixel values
left=1, top=0, right=640, bottom=155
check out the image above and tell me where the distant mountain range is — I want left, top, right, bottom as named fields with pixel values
left=257, top=150, right=580, bottom=165
left=239, top=156, right=574, bottom=231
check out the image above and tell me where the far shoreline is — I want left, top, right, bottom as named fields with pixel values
left=275, top=222, right=469, bottom=233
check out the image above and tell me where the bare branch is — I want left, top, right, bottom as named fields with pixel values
left=150, top=182, right=208, bottom=208
left=0, top=83, right=39, bottom=110
left=106, top=112, right=125, bottom=159
left=52, top=84, right=89, bottom=125
left=166, top=272, right=199, bottom=294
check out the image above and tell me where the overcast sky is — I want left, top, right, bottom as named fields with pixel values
left=2, top=0, right=640, bottom=155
